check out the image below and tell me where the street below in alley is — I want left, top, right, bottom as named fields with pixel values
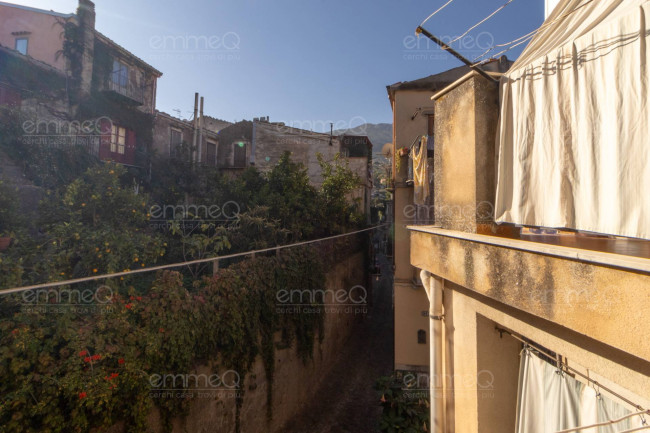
left=281, top=242, right=394, bottom=433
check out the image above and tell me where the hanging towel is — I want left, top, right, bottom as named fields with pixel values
left=413, top=135, right=429, bottom=205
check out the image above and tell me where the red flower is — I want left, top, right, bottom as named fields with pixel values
left=11, top=329, right=18, bottom=335
left=79, top=392, right=87, bottom=399
left=91, top=354, right=101, bottom=361
left=129, top=295, right=135, bottom=301
left=136, top=296, right=142, bottom=301
left=125, top=303, right=132, bottom=309
left=79, top=350, right=88, bottom=357
left=110, top=372, right=119, bottom=379
left=158, top=328, right=165, bottom=333
left=118, top=358, right=125, bottom=364
left=84, top=356, right=91, bottom=363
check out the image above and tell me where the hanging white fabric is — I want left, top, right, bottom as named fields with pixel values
left=494, top=0, right=650, bottom=239
left=515, top=348, right=644, bottom=433
left=413, top=135, right=429, bottom=205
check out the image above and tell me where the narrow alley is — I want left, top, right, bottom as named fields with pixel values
left=281, top=233, right=394, bottom=433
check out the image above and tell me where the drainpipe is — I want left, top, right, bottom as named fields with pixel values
left=152, top=77, right=157, bottom=114
left=250, top=119, right=256, bottom=165
left=420, top=269, right=444, bottom=433
left=192, top=92, right=199, bottom=163
left=198, top=96, right=204, bottom=164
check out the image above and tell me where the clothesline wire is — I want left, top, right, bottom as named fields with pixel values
left=556, top=410, right=650, bottom=433
left=448, top=0, right=518, bottom=45
left=472, top=0, right=597, bottom=65
left=0, top=224, right=389, bottom=296
left=615, top=427, right=650, bottom=433
left=420, top=0, right=457, bottom=27
left=497, top=326, right=647, bottom=414
left=472, top=34, right=535, bottom=66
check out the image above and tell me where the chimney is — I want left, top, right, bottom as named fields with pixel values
left=192, top=92, right=199, bottom=162
left=77, top=0, right=95, bottom=96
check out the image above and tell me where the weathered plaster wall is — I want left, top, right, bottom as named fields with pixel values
left=252, top=122, right=341, bottom=187
left=216, top=121, right=370, bottom=211
left=213, top=120, right=252, bottom=168
left=202, top=116, right=231, bottom=133
left=0, top=4, right=71, bottom=72
left=391, top=89, right=439, bottom=371
left=433, top=76, right=499, bottom=233
left=152, top=112, right=219, bottom=163
left=108, top=246, right=368, bottom=433
left=474, top=314, right=520, bottom=433
left=392, top=90, right=435, bottom=183
left=411, top=229, right=650, bottom=403
left=394, top=281, right=429, bottom=370
left=394, top=185, right=416, bottom=282
left=438, top=281, right=650, bottom=433
left=152, top=112, right=186, bottom=157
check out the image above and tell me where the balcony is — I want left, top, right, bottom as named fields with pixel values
left=408, top=225, right=650, bottom=361
left=102, top=79, right=144, bottom=106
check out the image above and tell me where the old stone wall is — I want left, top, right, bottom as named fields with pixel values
left=108, top=242, right=368, bottom=433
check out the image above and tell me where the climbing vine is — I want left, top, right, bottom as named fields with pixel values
left=0, top=151, right=367, bottom=432
left=0, top=249, right=327, bottom=433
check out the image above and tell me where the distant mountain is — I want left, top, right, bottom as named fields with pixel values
left=335, top=123, right=392, bottom=155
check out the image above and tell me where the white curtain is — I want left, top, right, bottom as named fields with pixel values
left=494, top=0, right=650, bottom=239
left=516, top=349, right=645, bottom=433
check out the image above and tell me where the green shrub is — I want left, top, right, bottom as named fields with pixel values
left=375, top=374, right=430, bottom=433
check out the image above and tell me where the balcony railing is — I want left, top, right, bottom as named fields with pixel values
left=104, top=79, right=144, bottom=105
left=21, top=134, right=101, bottom=158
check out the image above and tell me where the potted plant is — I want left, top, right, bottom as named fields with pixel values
left=0, top=233, right=12, bottom=251
left=395, top=147, right=410, bottom=179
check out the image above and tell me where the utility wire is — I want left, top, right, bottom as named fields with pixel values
left=471, top=0, right=597, bottom=65
left=420, top=0, right=457, bottom=27
left=0, top=224, right=389, bottom=296
left=448, top=0, right=518, bottom=45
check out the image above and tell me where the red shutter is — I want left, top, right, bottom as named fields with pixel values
left=99, top=119, right=112, bottom=161
left=124, top=129, right=136, bottom=165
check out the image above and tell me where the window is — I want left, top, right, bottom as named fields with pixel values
left=15, top=38, right=28, bottom=55
left=111, top=125, right=126, bottom=155
left=233, top=141, right=246, bottom=167
left=417, top=329, right=426, bottom=344
left=111, top=59, right=129, bottom=88
left=206, top=141, right=217, bottom=166
left=426, top=114, right=435, bottom=157
left=217, top=141, right=228, bottom=167
left=170, top=129, right=182, bottom=156
left=427, top=114, right=434, bottom=136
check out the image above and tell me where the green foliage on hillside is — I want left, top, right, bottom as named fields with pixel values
left=0, top=146, right=365, bottom=432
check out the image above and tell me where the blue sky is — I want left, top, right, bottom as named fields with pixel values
left=13, top=0, right=543, bottom=131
